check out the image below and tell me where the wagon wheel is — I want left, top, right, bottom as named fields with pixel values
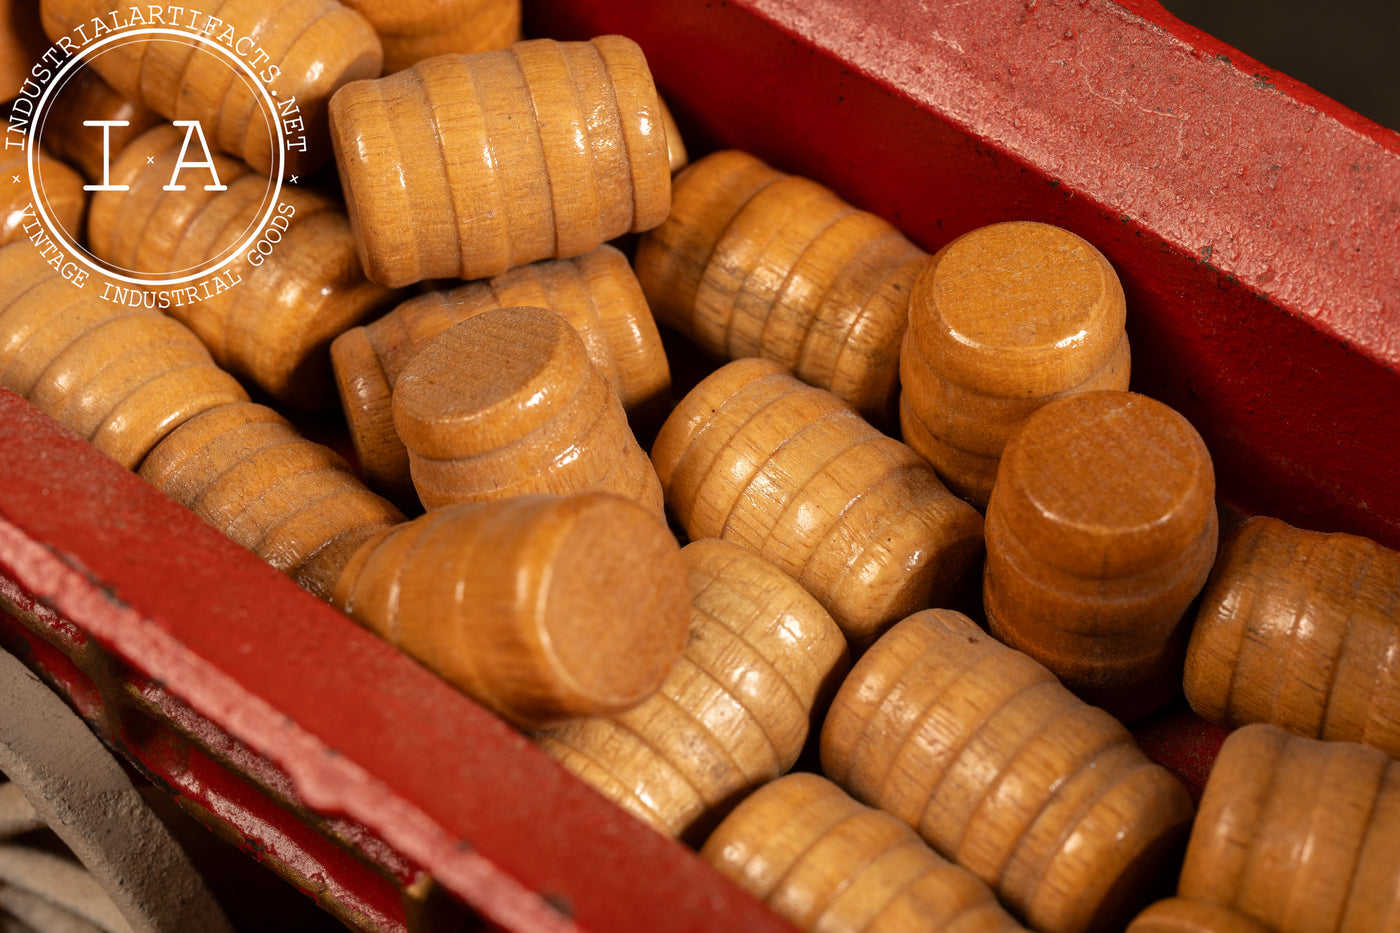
left=0, top=646, right=232, bottom=933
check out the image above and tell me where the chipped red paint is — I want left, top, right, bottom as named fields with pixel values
left=1, top=1, right=1396, bottom=928
left=527, top=0, right=1400, bottom=548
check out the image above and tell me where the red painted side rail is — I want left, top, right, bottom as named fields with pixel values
left=526, top=0, right=1400, bottom=548
left=0, top=387, right=796, bottom=933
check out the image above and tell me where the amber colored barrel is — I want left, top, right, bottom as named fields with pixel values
left=1180, top=723, right=1400, bottom=933
left=0, top=148, right=85, bottom=247
left=1184, top=516, right=1400, bottom=758
left=900, top=221, right=1130, bottom=507
left=1126, top=899, right=1272, bottom=933
left=392, top=306, right=664, bottom=517
left=86, top=124, right=400, bottom=410
left=701, top=773, right=1027, bottom=933
left=328, top=36, right=671, bottom=286
left=334, top=492, right=691, bottom=728
left=652, top=358, right=984, bottom=648
left=339, top=0, right=520, bottom=73
left=39, top=0, right=382, bottom=175
left=0, top=241, right=248, bottom=470
left=140, top=401, right=403, bottom=599
left=39, top=68, right=162, bottom=184
left=984, top=390, right=1218, bottom=721
left=821, top=610, right=1194, bottom=933
left=536, top=540, right=849, bottom=845
left=331, top=245, right=670, bottom=504
left=635, top=150, right=926, bottom=425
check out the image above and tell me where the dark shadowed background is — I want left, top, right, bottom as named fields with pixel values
left=1158, top=0, right=1400, bottom=131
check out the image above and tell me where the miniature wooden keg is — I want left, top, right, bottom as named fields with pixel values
left=39, top=68, right=161, bottom=183
left=39, top=0, right=382, bottom=175
left=821, top=610, right=1194, bottom=933
left=331, top=245, right=670, bottom=504
left=393, top=306, right=664, bottom=518
left=652, top=358, right=983, bottom=648
left=1180, top=723, right=1400, bottom=933
left=701, top=773, right=1027, bottom=933
left=536, top=540, right=849, bottom=844
left=339, top=0, right=520, bottom=73
left=329, top=36, right=671, bottom=286
left=0, top=241, right=248, bottom=470
left=635, top=150, right=927, bottom=424
left=86, top=123, right=400, bottom=410
left=984, top=390, right=1217, bottom=721
left=0, top=148, right=85, bottom=246
left=334, top=492, right=690, bottom=728
left=140, top=402, right=403, bottom=599
left=1184, top=516, right=1400, bottom=758
left=1126, top=899, right=1271, bottom=933
left=900, top=221, right=1131, bottom=507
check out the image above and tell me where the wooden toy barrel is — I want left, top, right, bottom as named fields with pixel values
left=86, top=123, right=399, bottom=410
left=140, top=401, right=403, bottom=599
left=334, top=492, right=691, bottom=728
left=652, top=357, right=984, bottom=647
left=328, top=36, right=671, bottom=286
left=0, top=241, right=248, bottom=470
left=635, top=149, right=927, bottom=424
left=821, top=609, right=1194, bottom=933
left=1184, top=515, right=1400, bottom=757
left=1179, top=723, right=1400, bottom=933
left=537, top=539, right=848, bottom=845
left=701, top=773, right=1027, bottom=933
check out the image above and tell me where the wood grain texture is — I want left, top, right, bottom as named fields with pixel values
left=701, top=773, right=1027, bottom=933
left=820, top=610, right=1194, bottom=933
left=899, top=221, right=1130, bottom=507
left=1126, top=899, right=1272, bottom=933
left=0, top=148, right=85, bottom=247
left=392, top=305, right=664, bottom=517
left=331, top=244, right=670, bottom=504
left=86, top=123, right=400, bottom=410
left=0, top=241, right=248, bottom=469
left=140, top=401, right=403, bottom=599
left=39, top=68, right=161, bottom=183
left=340, top=0, right=520, bottom=73
left=328, top=36, right=670, bottom=286
left=536, top=539, right=849, bottom=845
left=651, top=358, right=984, bottom=649
left=1180, top=723, right=1400, bottom=933
left=983, top=390, right=1218, bottom=721
left=635, top=150, right=927, bottom=425
left=1184, top=515, right=1400, bottom=758
left=334, top=492, right=691, bottom=728
left=38, top=0, right=382, bottom=175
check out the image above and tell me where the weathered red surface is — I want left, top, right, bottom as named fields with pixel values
left=0, top=387, right=795, bottom=933
left=527, top=0, right=1400, bottom=549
